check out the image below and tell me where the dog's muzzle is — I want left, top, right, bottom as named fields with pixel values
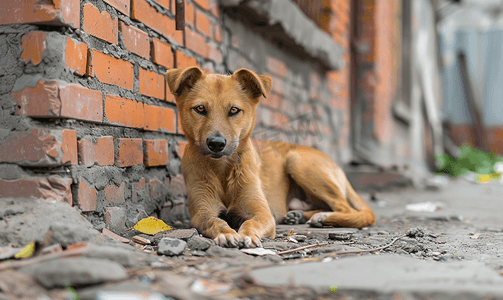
left=206, top=136, right=226, bottom=154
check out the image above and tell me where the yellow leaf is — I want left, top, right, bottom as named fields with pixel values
left=130, top=217, right=172, bottom=235
left=14, top=241, right=35, bottom=259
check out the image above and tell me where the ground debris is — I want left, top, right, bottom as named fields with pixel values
left=157, top=238, right=187, bottom=256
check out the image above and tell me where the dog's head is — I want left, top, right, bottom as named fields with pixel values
left=166, top=67, right=272, bottom=159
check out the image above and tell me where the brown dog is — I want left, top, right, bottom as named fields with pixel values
left=166, top=67, right=375, bottom=248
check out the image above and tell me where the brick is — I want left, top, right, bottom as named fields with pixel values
left=167, top=174, right=187, bottom=196
left=0, top=129, right=77, bottom=166
left=83, top=3, right=118, bottom=44
left=65, top=37, right=88, bottom=75
left=0, top=0, right=80, bottom=28
left=176, top=141, right=187, bottom=158
left=195, top=10, right=211, bottom=38
left=104, top=0, right=131, bottom=16
left=150, top=178, right=168, bottom=200
left=105, top=207, right=126, bottom=231
left=139, top=68, right=165, bottom=99
left=77, top=177, right=97, bottom=211
left=131, top=0, right=176, bottom=39
left=105, top=182, right=125, bottom=204
left=177, top=113, right=184, bottom=135
left=193, top=0, right=210, bottom=10
left=213, top=23, right=222, bottom=43
left=144, top=139, right=169, bottom=166
left=266, top=56, right=287, bottom=78
left=78, top=136, right=115, bottom=167
left=20, top=32, right=88, bottom=76
left=132, top=177, right=146, bottom=202
left=208, top=45, right=222, bottom=64
left=175, top=50, right=197, bottom=68
left=166, top=26, right=184, bottom=46
left=105, top=94, right=144, bottom=128
left=62, top=129, right=78, bottom=165
left=185, top=27, right=208, bottom=57
left=263, top=92, right=282, bottom=110
left=271, top=77, right=284, bottom=95
left=151, top=38, right=174, bottom=68
left=12, top=80, right=103, bottom=123
left=116, top=138, right=143, bottom=167
left=153, top=0, right=170, bottom=10
left=119, top=21, right=150, bottom=59
left=87, top=49, right=134, bottom=90
left=0, top=177, right=72, bottom=204
left=144, top=104, right=176, bottom=132
left=209, top=0, right=219, bottom=18
left=20, top=31, right=47, bottom=65
left=186, top=1, right=195, bottom=26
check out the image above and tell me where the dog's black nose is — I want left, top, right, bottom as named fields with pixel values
left=206, top=136, right=226, bottom=153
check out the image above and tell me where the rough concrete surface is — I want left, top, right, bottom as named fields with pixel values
left=1, top=179, right=503, bottom=300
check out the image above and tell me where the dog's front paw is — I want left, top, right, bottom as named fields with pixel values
left=238, top=233, right=262, bottom=248
left=214, top=232, right=243, bottom=248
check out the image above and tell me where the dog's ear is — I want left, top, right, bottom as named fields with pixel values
left=166, top=67, right=205, bottom=98
left=232, top=68, right=272, bottom=100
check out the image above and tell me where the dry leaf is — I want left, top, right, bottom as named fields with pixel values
left=128, top=216, right=172, bottom=235
left=14, top=242, right=35, bottom=259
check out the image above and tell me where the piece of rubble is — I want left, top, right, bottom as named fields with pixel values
left=102, top=228, right=131, bottom=243
left=40, top=243, right=63, bottom=255
left=49, top=221, right=99, bottom=247
left=187, top=235, right=212, bottom=251
left=205, top=246, right=249, bottom=258
left=157, top=228, right=198, bottom=240
left=158, top=238, right=187, bottom=256
left=291, top=235, right=307, bottom=242
left=190, top=278, right=232, bottom=295
left=0, top=244, right=22, bottom=260
left=241, top=248, right=277, bottom=256
left=19, top=257, right=128, bottom=288
left=328, top=231, right=353, bottom=241
left=132, top=235, right=151, bottom=245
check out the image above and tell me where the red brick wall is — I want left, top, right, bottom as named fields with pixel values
left=0, top=0, right=354, bottom=229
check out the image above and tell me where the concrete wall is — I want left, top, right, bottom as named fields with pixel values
left=0, top=0, right=354, bottom=230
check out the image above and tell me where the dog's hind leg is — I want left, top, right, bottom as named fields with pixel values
left=284, top=147, right=375, bottom=229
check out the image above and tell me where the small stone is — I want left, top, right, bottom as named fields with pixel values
left=328, top=232, right=353, bottom=241
left=187, top=235, right=212, bottom=251
left=205, top=246, right=249, bottom=258
left=431, top=251, right=441, bottom=256
left=291, top=235, right=307, bottom=242
left=158, top=238, right=187, bottom=256
left=156, top=229, right=197, bottom=241
left=405, top=227, right=426, bottom=238
left=19, top=257, right=127, bottom=288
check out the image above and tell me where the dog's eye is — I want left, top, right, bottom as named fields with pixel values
left=193, top=105, right=206, bottom=115
left=229, top=107, right=241, bottom=116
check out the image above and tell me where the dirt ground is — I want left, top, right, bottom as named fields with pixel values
left=1, top=178, right=503, bottom=300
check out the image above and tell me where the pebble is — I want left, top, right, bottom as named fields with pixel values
left=328, top=232, right=353, bottom=241
left=187, top=235, right=212, bottom=251
left=19, top=257, right=127, bottom=288
left=158, top=238, right=187, bottom=256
